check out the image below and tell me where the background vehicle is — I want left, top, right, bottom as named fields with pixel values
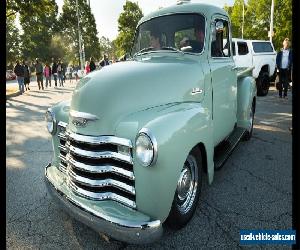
left=44, top=2, right=256, bottom=244
left=6, top=70, right=16, bottom=80
left=232, top=38, right=276, bottom=96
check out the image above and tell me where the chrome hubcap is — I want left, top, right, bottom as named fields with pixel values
left=176, top=155, right=198, bottom=214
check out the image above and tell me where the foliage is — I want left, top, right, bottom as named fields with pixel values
left=225, top=0, right=292, bottom=51
left=18, top=0, right=58, bottom=63
left=6, top=14, right=21, bottom=65
left=114, top=1, right=143, bottom=57
left=60, top=0, right=101, bottom=64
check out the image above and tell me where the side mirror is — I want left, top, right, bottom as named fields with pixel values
left=215, top=21, right=224, bottom=33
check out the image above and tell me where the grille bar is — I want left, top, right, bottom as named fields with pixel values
left=67, top=144, right=133, bottom=164
left=67, top=155, right=135, bottom=180
left=68, top=169, right=135, bottom=195
left=67, top=132, right=132, bottom=148
left=56, top=124, right=136, bottom=209
left=69, top=181, right=136, bottom=208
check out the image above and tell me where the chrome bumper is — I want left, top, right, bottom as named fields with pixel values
left=44, top=163, right=163, bottom=244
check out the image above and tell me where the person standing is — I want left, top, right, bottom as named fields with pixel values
left=62, top=61, right=66, bottom=84
left=51, top=58, right=58, bottom=87
left=85, top=61, right=90, bottom=74
left=99, top=54, right=110, bottom=67
left=57, top=59, right=64, bottom=87
left=276, top=38, right=293, bottom=99
left=13, top=60, right=25, bottom=94
left=89, top=57, right=96, bottom=72
left=35, top=58, right=44, bottom=90
left=44, top=63, right=52, bottom=88
left=23, top=60, right=31, bottom=91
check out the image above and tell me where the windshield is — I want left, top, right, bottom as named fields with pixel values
left=131, top=13, right=206, bottom=56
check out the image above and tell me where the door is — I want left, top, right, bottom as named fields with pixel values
left=208, top=16, right=237, bottom=145
left=233, top=41, right=252, bottom=67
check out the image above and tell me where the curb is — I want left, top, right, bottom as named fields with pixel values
left=6, top=90, right=21, bottom=99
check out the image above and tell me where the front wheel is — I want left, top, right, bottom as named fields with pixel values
left=256, top=72, right=270, bottom=96
left=166, top=147, right=203, bottom=229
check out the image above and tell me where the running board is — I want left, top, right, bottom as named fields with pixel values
left=214, top=127, right=246, bottom=170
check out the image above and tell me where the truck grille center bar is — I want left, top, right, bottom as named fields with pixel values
left=57, top=122, right=136, bottom=209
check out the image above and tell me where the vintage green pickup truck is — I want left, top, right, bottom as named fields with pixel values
left=44, top=1, right=256, bottom=244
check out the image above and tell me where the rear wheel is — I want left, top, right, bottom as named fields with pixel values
left=243, top=100, right=255, bottom=141
left=166, top=147, right=203, bottom=229
left=256, top=72, right=270, bottom=96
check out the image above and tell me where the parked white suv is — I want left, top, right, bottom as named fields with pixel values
left=232, top=39, right=276, bottom=96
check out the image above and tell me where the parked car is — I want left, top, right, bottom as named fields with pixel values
left=44, top=1, right=256, bottom=244
left=232, top=38, right=276, bottom=96
left=6, top=70, right=16, bottom=80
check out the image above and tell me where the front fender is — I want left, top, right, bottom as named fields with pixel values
left=49, top=100, right=70, bottom=166
left=114, top=102, right=214, bottom=222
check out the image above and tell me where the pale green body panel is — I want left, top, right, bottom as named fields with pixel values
left=47, top=3, right=255, bottom=224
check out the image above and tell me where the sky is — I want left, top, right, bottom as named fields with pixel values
left=56, top=0, right=235, bottom=41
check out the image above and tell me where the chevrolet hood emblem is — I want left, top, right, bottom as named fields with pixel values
left=70, top=110, right=99, bottom=127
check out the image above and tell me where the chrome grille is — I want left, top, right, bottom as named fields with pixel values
left=57, top=123, right=136, bottom=208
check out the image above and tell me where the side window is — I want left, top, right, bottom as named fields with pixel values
left=237, top=42, right=249, bottom=55
left=211, top=19, right=230, bottom=57
left=232, top=42, right=236, bottom=56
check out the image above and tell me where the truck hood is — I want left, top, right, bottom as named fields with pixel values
left=69, top=55, right=205, bottom=135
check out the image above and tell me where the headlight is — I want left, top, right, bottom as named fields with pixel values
left=45, top=109, right=56, bottom=134
left=135, top=128, right=157, bottom=167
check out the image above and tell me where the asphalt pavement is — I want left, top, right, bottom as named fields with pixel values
left=6, top=80, right=292, bottom=249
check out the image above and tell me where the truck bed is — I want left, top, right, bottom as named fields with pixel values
left=236, top=66, right=254, bottom=78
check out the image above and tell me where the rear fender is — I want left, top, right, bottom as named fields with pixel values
left=237, top=76, right=256, bottom=129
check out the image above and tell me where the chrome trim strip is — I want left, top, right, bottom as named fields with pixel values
left=70, top=110, right=99, bottom=121
left=59, top=154, right=67, bottom=163
left=45, top=164, right=163, bottom=244
left=58, top=132, right=67, bottom=141
left=68, top=145, right=133, bottom=164
left=58, top=121, right=68, bottom=128
left=67, top=131, right=132, bottom=148
left=68, top=169, right=135, bottom=195
left=69, top=181, right=136, bottom=208
left=59, top=163, right=67, bottom=173
left=59, top=145, right=67, bottom=152
left=67, top=155, right=135, bottom=180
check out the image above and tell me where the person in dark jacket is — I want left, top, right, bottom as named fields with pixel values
left=14, top=60, right=25, bottom=94
left=34, top=58, right=44, bottom=90
left=51, top=58, right=58, bottom=87
left=276, top=38, right=293, bottom=99
left=99, top=54, right=110, bottom=67
left=89, top=57, right=96, bottom=72
left=23, top=60, right=31, bottom=91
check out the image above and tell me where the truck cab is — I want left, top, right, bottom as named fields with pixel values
left=232, top=38, right=276, bottom=96
left=44, top=1, right=256, bottom=244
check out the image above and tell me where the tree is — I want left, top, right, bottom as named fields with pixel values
left=224, top=0, right=292, bottom=51
left=18, top=0, right=58, bottom=62
left=114, top=1, right=143, bottom=57
left=6, top=14, right=21, bottom=66
left=60, top=0, right=101, bottom=63
left=230, top=0, right=246, bottom=38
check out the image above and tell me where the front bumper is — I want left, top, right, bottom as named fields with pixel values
left=45, top=163, right=163, bottom=244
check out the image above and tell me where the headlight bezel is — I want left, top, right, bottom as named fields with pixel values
left=45, top=108, right=57, bottom=135
left=135, top=128, right=158, bottom=167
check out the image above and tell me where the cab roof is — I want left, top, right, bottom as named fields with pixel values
left=138, top=3, right=228, bottom=26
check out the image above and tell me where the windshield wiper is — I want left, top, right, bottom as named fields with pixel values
left=133, top=47, right=155, bottom=57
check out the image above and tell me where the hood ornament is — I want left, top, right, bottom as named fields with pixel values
left=70, top=110, right=99, bottom=127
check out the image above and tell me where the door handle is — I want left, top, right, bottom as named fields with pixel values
left=231, top=66, right=238, bottom=71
